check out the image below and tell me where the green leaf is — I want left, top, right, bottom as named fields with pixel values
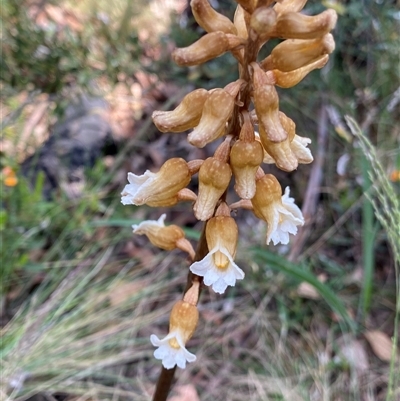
left=252, top=248, right=356, bottom=332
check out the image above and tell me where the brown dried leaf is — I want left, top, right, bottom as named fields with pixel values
left=297, top=274, right=327, bottom=300
left=364, top=330, right=395, bottom=362
left=169, top=385, right=200, bottom=401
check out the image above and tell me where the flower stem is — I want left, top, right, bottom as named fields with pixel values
left=152, top=223, right=208, bottom=401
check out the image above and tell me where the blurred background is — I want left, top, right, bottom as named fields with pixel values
left=1, top=0, right=399, bottom=400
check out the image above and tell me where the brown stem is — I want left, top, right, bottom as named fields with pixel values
left=152, top=224, right=208, bottom=401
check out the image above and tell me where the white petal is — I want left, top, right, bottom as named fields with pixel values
left=175, top=351, right=187, bottom=369
left=150, top=332, right=196, bottom=370
left=121, top=171, right=156, bottom=205
left=203, top=269, right=220, bottom=286
left=132, top=214, right=166, bottom=232
left=291, top=135, right=313, bottom=164
left=189, top=252, right=215, bottom=275
left=150, top=334, right=162, bottom=347
left=154, top=346, right=168, bottom=360
left=163, top=353, right=177, bottom=370
left=212, top=278, right=228, bottom=294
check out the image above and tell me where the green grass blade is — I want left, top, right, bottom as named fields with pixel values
left=252, top=248, right=356, bottom=332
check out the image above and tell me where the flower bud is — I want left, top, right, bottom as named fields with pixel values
left=191, top=0, right=237, bottom=34
left=260, top=34, right=335, bottom=72
left=206, top=215, right=238, bottom=267
left=121, top=158, right=191, bottom=207
left=258, top=126, right=299, bottom=171
left=272, top=9, right=338, bottom=40
left=188, top=89, right=235, bottom=148
left=172, top=31, right=245, bottom=66
left=132, top=214, right=195, bottom=259
left=193, top=157, right=232, bottom=221
left=230, top=118, right=264, bottom=199
left=169, top=301, right=199, bottom=345
left=234, top=4, right=249, bottom=39
left=250, top=7, right=277, bottom=41
left=230, top=139, right=264, bottom=199
left=273, top=54, right=329, bottom=88
left=252, top=63, right=288, bottom=143
left=152, top=89, right=209, bottom=132
left=274, top=0, right=307, bottom=14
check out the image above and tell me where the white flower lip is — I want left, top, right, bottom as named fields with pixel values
left=189, top=245, right=245, bottom=294
left=121, top=171, right=156, bottom=205
left=267, top=186, right=304, bottom=246
left=132, top=214, right=166, bottom=233
left=150, top=331, right=196, bottom=369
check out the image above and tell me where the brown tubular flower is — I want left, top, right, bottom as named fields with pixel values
left=272, top=9, right=338, bottom=40
left=193, top=140, right=232, bottom=220
left=152, top=89, right=209, bottom=132
left=172, top=31, right=245, bottom=67
left=272, top=54, right=329, bottom=88
left=273, top=0, right=307, bottom=14
left=230, top=114, right=264, bottom=199
left=252, top=63, right=288, bottom=143
left=260, top=34, right=335, bottom=72
left=188, top=88, right=235, bottom=148
left=191, top=0, right=237, bottom=34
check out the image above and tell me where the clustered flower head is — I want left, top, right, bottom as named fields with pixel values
left=121, top=0, right=337, bottom=370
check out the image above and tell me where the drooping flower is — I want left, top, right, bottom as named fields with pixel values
left=151, top=300, right=198, bottom=369
left=190, top=209, right=244, bottom=294
left=150, top=331, right=196, bottom=369
left=121, top=158, right=191, bottom=207
left=251, top=174, right=304, bottom=245
left=132, top=214, right=195, bottom=259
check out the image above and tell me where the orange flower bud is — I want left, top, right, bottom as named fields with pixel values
left=172, top=31, right=245, bottom=67
left=260, top=34, right=335, bottom=72
left=193, top=157, right=232, bottom=221
left=274, top=0, right=307, bottom=14
left=2, top=166, right=18, bottom=187
left=273, top=54, right=329, bottom=88
left=121, top=158, right=191, bottom=207
left=191, top=0, right=237, bottom=34
left=188, top=89, right=235, bottom=148
left=272, top=9, right=338, bottom=40
left=152, top=89, right=209, bottom=132
left=252, top=63, right=288, bottom=143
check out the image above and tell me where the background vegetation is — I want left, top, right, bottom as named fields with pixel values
left=1, top=0, right=399, bottom=400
